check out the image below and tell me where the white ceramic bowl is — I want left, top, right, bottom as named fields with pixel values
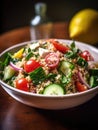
left=0, top=39, right=98, bottom=110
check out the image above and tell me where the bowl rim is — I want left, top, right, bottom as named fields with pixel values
left=0, top=39, right=98, bottom=98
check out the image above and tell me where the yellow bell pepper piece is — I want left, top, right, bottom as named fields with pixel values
left=13, top=48, right=24, bottom=58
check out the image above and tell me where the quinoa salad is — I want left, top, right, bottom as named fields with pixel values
left=0, top=39, right=98, bottom=95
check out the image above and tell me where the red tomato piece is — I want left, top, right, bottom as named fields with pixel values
left=76, top=81, right=88, bottom=92
left=24, top=59, right=41, bottom=73
left=80, top=50, right=94, bottom=61
left=49, top=39, right=70, bottom=53
left=45, top=52, right=59, bottom=69
left=16, top=78, right=29, bottom=92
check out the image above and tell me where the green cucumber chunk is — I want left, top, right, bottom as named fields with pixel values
left=3, top=66, right=15, bottom=80
left=89, top=76, right=98, bottom=87
left=43, top=84, right=65, bottom=95
left=60, top=61, right=74, bottom=77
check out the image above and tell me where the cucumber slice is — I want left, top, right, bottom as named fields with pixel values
left=89, top=76, right=98, bottom=87
left=59, top=61, right=74, bottom=77
left=3, top=66, right=15, bottom=80
left=43, top=84, right=64, bottom=95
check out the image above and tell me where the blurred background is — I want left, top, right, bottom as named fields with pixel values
left=0, top=0, right=98, bottom=34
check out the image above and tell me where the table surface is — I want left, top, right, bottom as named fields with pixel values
left=0, top=22, right=98, bottom=130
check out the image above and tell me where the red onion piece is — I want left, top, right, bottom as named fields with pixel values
left=78, top=71, right=91, bottom=89
left=10, top=62, right=23, bottom=71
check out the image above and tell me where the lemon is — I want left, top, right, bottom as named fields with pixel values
left=69, top=8, right=98, bottom=44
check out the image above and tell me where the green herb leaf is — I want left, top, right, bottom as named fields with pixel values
left=70, top=41, right=75, bottom=49
left=77, top=57, right=88, bottom=67
left=26, top=52, right=34, bottom=60
left=46, top=73, right=57, bottom=81
left=65, top=41, right=80, bottom=59
left=61, top=74, right=71, bottom=85
left=29, top=67, right=46, bottom=85
left=1, top=53, right=12, bottom=67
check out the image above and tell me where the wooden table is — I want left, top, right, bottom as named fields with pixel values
left=0, top=22, right=98, bottom=130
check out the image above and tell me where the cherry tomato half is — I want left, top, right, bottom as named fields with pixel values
left=45, top=52, right=59, bottom=69
left=76, top=81, right=88, bottom=92
left=24, top=59, right=41, bottom=73
left=80, top=50, right=94, bottom=61
left=16, top=78, right=29, bottom=92
left=49, top=39, right=70, bottom=53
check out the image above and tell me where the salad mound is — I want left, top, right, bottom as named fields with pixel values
left=0, top=39, right=98, bottom=95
